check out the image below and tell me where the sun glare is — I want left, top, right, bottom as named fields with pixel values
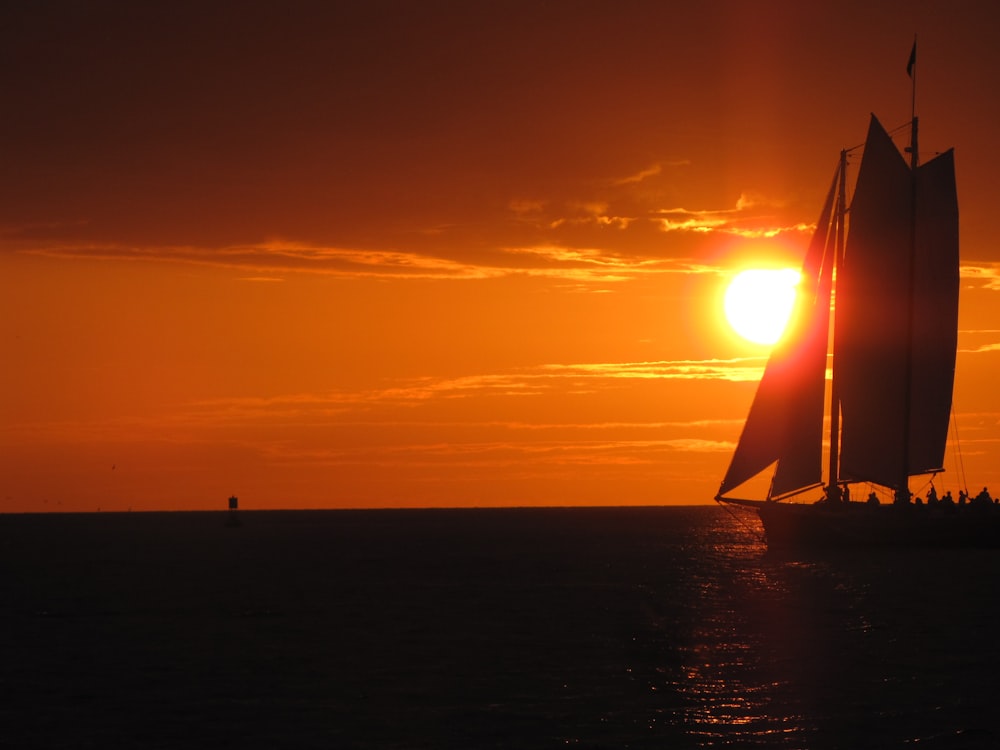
left=723, top=268, right=801, bottom=345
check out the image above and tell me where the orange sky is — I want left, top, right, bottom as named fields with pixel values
left=3, top=1, right=1000, bottom=512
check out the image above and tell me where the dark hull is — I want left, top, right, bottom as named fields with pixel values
left=756, top=502, right=1000, bottom=550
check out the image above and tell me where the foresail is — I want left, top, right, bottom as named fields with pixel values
left=717, top=170, right=837, bottom=499
left=836, top=116, right=959, bottom=488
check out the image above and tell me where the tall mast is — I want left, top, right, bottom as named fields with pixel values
left=828, top=149, right=847, bottom=500
left=908, top=37, right=918, bottom=169
left=900, top=38, right=919, bottom=501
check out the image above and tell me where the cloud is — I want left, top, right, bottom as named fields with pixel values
left=15, top=240, right=512, bottom=280
left=9, top=358, right=763, bottom=438
left=6, top=173, right=814, bottom=288
left=506, top=171, right=808, bottom=252
left=179, top=358, right=766, bottom=422
left=655, top=192, right=812, bottom=238
left=612, top=160, right=691, bottom=186
left=1, top=356, right=753, bottom=499
left=539, top=359, right=767, bottom=382
left=962, top=263, right=1000, bottom=290
left=13, top=235, right=733, bottom=288
left=613, top=163, right=663, bottom=185
left=248, top=434, right=729, bottom=475
left=547, top=201, right=635, bottom=230
left=665, top=438, right=734, bottom=452
left=508, top=198, right=547, bottom=215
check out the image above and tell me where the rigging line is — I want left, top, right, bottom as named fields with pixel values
left=950, top=407, right=969, bottom=494
left=886, top=120, right=921, bottom=157
left=861, top=482, right=893, bottom=504
left=887, top=121, right=912, bottom=138
left=914, top=475, right=936, bottom=499
left=885, top=118, right=946, bottom=158
left=715, top=498, right=766, bottom=544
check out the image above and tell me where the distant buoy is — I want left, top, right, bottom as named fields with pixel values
left=228, top=495, right=239, bottom=510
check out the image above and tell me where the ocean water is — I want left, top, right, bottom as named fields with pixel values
left=2, top=506, right=998, bottom=749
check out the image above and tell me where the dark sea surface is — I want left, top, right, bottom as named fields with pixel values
left=2, top=506, right=999, bottom=749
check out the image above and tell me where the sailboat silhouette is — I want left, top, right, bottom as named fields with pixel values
left=716, top=73, right=1000, bottom=548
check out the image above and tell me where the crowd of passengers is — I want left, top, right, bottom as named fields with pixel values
left=823, top=484, right=1000, bottom=510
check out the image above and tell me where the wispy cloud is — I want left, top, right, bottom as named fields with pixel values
left=247, top=435, right=732, bottom=477
left=156, top=359, right=766, bottom=433
left=0, top=359, right=761, bottom=440
left=13, top=237, right=737, bottom=287
left=540, top=359, right=767, bottom=382
left=549, top=201, right=635, bottom=230
left=14, top=240, right=503, bottom=280
left=6, top=174, right=816, bottom=288
left=665, top=438, right=734, bottom=452
left=656, top=192, right=812, bottom=238
left=508, top=198, right=548, bottom=215
left=0, top=355, right=751, bottom=506
left=611, top=160, right=691, bottom=186
left=613, top=163, right=662, bottom=186
left=962, top=263, right=1000, bottom=290
left=506, top=170, right=808, bottom=249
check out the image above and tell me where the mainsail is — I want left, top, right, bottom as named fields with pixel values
left=835, top=116, right=959, bottom=490
left=718, top=114, right=959, bottom=501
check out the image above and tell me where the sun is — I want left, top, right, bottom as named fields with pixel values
left=724, top=268, right=801, bottom=345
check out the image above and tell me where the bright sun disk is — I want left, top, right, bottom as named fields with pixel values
left=724, top=268, right=801, bottom=345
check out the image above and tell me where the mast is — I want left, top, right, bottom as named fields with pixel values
left=828, top=149, right=847, bottom=500
left=907, top=37, right=918, bottom=169
left=900, top=40, right=919, bottom=501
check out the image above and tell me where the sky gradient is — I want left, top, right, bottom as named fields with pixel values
left=4, top=1, right=1000, bottom=511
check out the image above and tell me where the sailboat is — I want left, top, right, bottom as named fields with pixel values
left=715, top=100, right=1000, bottom=549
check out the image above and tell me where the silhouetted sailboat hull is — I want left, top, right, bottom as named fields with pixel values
left=756, top=502, right=1000, bottom=550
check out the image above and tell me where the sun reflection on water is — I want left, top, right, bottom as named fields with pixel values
left=659, top=508, right=823, bottom=746
left=548, top=506, right=980, bottom=748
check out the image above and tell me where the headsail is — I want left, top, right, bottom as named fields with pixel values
left=835, top=116, right=959, bottom=489
left=717, top=170, right=838, bottom=499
